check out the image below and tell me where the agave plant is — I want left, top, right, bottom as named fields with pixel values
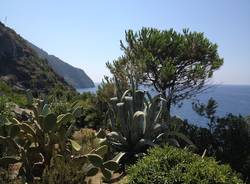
left=105, top=89, right=194, bottom=163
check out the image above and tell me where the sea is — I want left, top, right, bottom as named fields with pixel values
left=77, top=85, right=250, bottom=127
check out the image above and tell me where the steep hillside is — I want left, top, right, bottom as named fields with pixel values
left=28, top=42, right=95, bottom=89
left=0, top=22, right=75, bottom=94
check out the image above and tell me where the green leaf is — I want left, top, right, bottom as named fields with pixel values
left=20, top=123, right=36, bottom=138
left=72, top=107, right=82, bottom=118
left=95, top=145, right=108, bottom=156
left=57, top=113, right=73, bottom=125
left=112, top=152, right=125, bottom=163
left=44, top=113, right=57, bottom=132
left=87, top=167, right=99, bottom=176
left=133, top=111, right=145, bottom=134
left=41, top=104, right=50, bottom=116
left=103, top=160, right=119, bottom=171
left=72, top=155, right=88, bottom=165
left=101, top=167, right=112, bottom=180
left=87, top=154, right=103, bottom=167
left=11, top=118, right=21, bottom=125
left=69, top=139, right=81, bottom=151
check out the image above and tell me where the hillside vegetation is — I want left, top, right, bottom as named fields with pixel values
left=28, top=42, right=95, bottom=88
left=0, top=25, right=249, bottom=183
left=0, top=22, right=75, bottom=95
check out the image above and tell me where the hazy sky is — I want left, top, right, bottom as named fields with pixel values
left=1, top=0, right=250, bottom=84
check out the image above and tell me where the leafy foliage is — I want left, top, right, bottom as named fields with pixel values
left=127, top=146, right=244, bottom=184
left=175, top=114, right=250, bottom=183
left=105, top=88, right=194, bottom=165
left=108, top=28, right=224, bottom=112
left=41, top=155, right=89, bottom=184
left=192, top=97, right=218, bottom=130
left=0, top=81, right=27, bottom=107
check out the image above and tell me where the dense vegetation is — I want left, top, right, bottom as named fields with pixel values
left=176, top=113, right=250, bottom=181
left=107, top=28, right=223, bottom=113
left=0, top=25, right=249, bottom=183
left=28, top=41, right=95, bottom=89
left=0, top=22, right=75, bottom=95
left=127, top=146, right=244, bottom=184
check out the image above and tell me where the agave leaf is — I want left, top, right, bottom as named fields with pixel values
left=110, top=97, right=118, bottom=101
left=165, top=138, right=180, bottom=147
left=110, top=97, right=118, bottom=111
left=109, top=142, right=126, bottom=151
left=116, top=102, right=129, bottom=136
left=72, top=107, right=82, bottom=118
left=121, top=89, right=131, bottom=100
left=156, top=131, right=196, bottom=149
left=112, top=152, right=125, bottom=163
left=134, top=90, right=145, bottom=111
left=41, top=104, right=50, bottom=116
left=135, top=139, right=157, bottom=150
left=69, top=139, right=81, bottom=151
left=167, top=131, right=195, bottom=147
left=123, top=96, right=133, bottom=130
left=107, top=131, right=127, bottom=146
left=133, top=111, right=145, bottom=135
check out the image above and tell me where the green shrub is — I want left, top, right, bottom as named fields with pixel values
left=0, top=81, right=27, bottom=106
left=127, top=146, right=244, bottom=184
left=175, top=114, right=250, bottom=182
left=40, top=156, right=88, bottom=184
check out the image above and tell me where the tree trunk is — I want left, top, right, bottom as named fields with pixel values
left=161, top=90, right=171, bottom=122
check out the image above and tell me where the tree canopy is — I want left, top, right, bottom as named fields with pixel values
left=107, top=28, right=223, bottom=112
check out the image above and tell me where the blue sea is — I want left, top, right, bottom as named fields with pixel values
left=77, top=85, right=250, bottom=127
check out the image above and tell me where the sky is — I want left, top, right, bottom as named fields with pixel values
left=1, top=0, right=250, bottom=84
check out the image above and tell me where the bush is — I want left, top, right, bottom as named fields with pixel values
left=40, top=156, right=88, bottom=184
left=127, top=146, right=244, bottom=184
left=175, top=114, right=250, bottom=182
left=214, top=114, right=250, bottom=179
